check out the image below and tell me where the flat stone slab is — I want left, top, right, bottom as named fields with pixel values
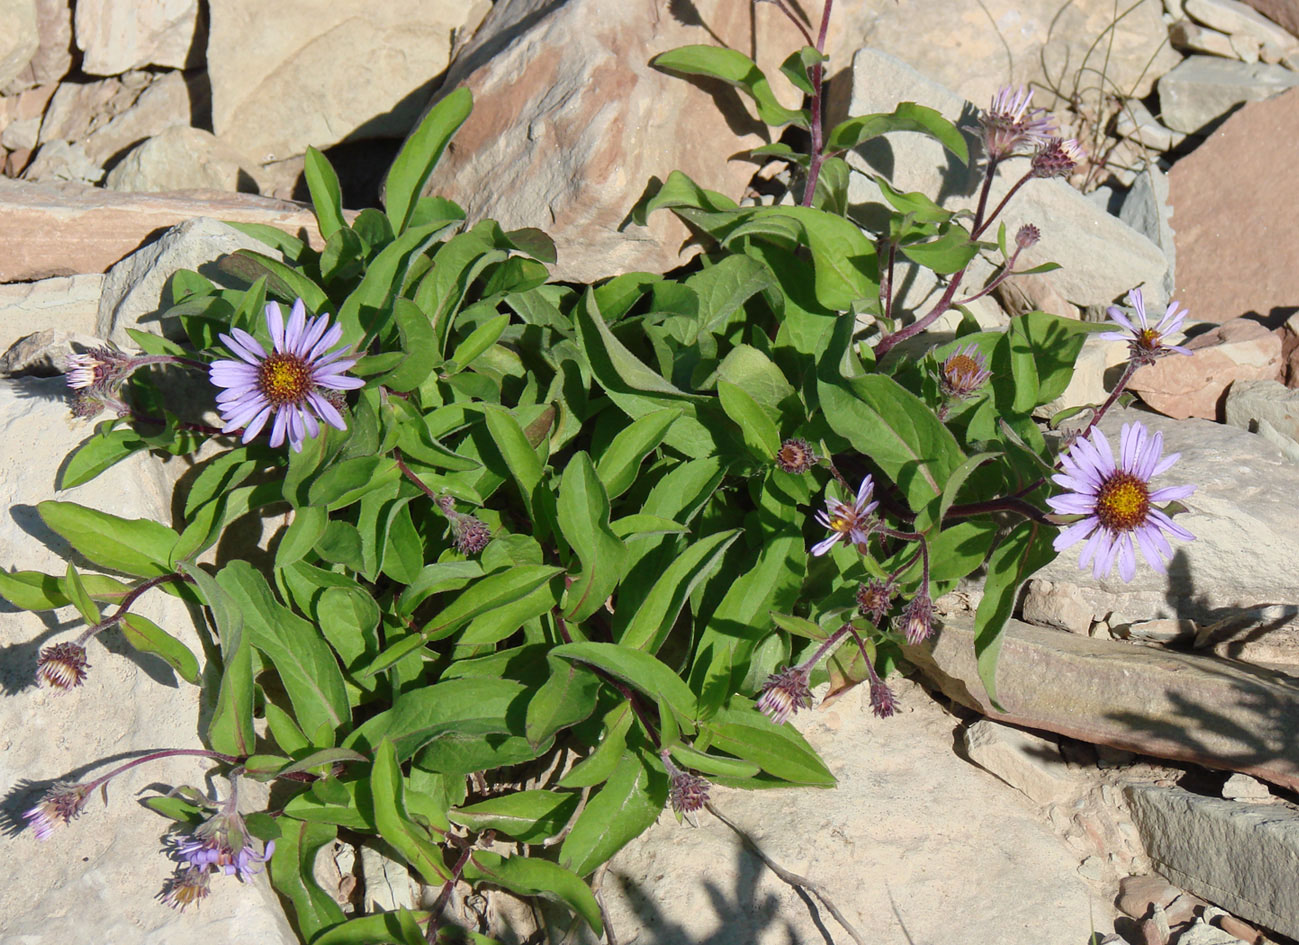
left=905, top=616, right=1299, bottom=792
left=1127, top=784, right=1299, bottom=939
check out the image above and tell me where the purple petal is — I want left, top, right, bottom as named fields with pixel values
left=284, top=299, right=307, bottom=352
left=1116, top=535, right=1137, bottom=582
left=221, top=329, right=266, bottom=364
left=810, top=535, right=840, bottom=556
left=240, top=405, right=273, bottom=442
left=1105, top=307, right=1134, bottom=333
left=308, top=392, right=346, bottom=430
left=307, top=324, right=345, bottom=363
left=1126, top=288, right=1148, bottom=326
left=1088, top=428, right=1116, bottom=476
left=1150, top=449, right=1181, bottom=479
left=1148, top=508, right=1195, bottom=541
left=266, top=302, right=286, bottom=352
left=316, top=371, right=364, bottom=391
left=1054, top=516, right=1098, bottom=551
left=269, top=409, right=289, bottom=448
left=1150, top=483, right=1195, bottom=503
left=1078, top=527, right=1110, bottom=571
left=295, top=312, right=331, bottom=357
left=1046, top=493, right=1096, bottom=515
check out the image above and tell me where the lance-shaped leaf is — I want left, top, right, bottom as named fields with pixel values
left=466, top=850, right=603, bottom=935
left=38, top=501, right=178, bottom=578
left=825, top=102, right=969, bottom=164
left=269, top=817, right=347, bottom=940
left=59, top=426, right=151, bottom=489
left=120, top=613, right=200, bottom=685
left=345, top=676, right=526, bottom=761
left=370, top=739, right=451, bottom=886
left=651, top=45, right=806, bottom=127
left=526, top=659, right=602, bottom=747
left=450, top=790, right=580, bottom=844
left=549, top=641, right=698, bottom=723
left=700, top=703, right=835, bottom=786
left=181, top=562, right=254, bottom=757
left=557, top=453, right=627, bottom=623
left=385, top=85, right=473, bottom=234
left=560, top=750, right=667, bottom=877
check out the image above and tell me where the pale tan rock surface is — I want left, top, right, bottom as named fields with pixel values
left=74, top=0, right=199, bottom=75
left=1127, top=317, right=1282, bottom=420
left=1168, top=87, right=1299, bottom=324
left=0, top=0, right=39, bottom=89
left=208, top=0, right=491, bottom=163
left=105, top=125, right=261, bottom=194
left=580, top=679, right=1111, bottom=945
left=0, top=377, right=298, bottom=945
left=5, top=0, right=71, bottom=89
left=416, top=0, right=806, bottom=283
left=0, top=178, right=327, bottom=281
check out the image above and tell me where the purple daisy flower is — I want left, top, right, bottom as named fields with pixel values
left=939, top=343, right=992, bottom=400
left=209, top=299, right=364, bottom=453
left=811, top=476, right=879, bottom=556
left=979, top=85, right=1057, bottom=160
left=1099, top=288, right=1193, bottom=365
left=1047, top=422, right=1195, bottom=582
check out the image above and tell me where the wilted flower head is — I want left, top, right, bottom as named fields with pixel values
left=1030, top=138, right=1085, bottom=179
left=160, top=866, right=211, bottom=912
left=24, top=781, right=92, bottom=840
left=36, top=641, right=89, bottom=690
left=856, top=578, right=895, bottom=624
left=756, top=665, right=813, bottom=725
left=811, top=476, right=879, bottom=556
left=980, top=85, right=1056, bottom=160
left=209, top=298, right=364, bottom=453
left=1047, top=422, right=1195, bottom=582
left=900, top=593, right=934, bottom=645
left=1099, top=288, right=1192, bottom=365
left=938, top=343, right=992, bottom=401
left=668, top=770, right=710, bottom=814
left=435, top=495, right=492, bottom=554
left=1015, top=224, right=1041, bottom=250
left=864, top=658, right=898, bottom=719
left=65, top=347, right=134, bottom=394
left=775, top=437, right=818, bottom=474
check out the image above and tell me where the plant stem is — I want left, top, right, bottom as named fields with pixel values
left=799, top=0, right=835, bottom=207
left=87, top=748, right=240, bottom=795
left=75, top=572, right=184, bottom=646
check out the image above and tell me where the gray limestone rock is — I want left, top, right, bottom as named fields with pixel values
left=1120, top=166, right=1177, bottom=304
left=1126, top=784, right=1299, bottom=939
left=1157, top=55, right=1299, bottom=132
left=104, top=125, right=261, bottom=195
left=962, top=719, right=1083, bottom=805
left=1223, top=378, right=1299, bottom=453
left=0, top=274, right=103, bottom=357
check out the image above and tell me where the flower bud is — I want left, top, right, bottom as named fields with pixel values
left=756, top=666, right=813, bottom=725
left=36, top=642, right=90, bottom=690
left=775, top=438, right=818, bottom=474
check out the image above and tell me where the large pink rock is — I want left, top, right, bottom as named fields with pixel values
left=1240, top=0, right=1299, bottom=37
left=416, top=0, right=805, bottom=283
left=0, top=179, right=329, bottom=282
left=1168, top=87, right=1299, bottom=323
left=1125, top=317, right=1282, bottom=420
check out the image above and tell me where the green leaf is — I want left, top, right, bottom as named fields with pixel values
left=717, top=379, right=781, bottom=460
left=380, top=298, right=440, bottom=393
left=0, top=569, right=69, bottom=610
left=550, top=641, right=698, bottom=723
left=224, top=250, right=329, bottom=313
left=667, top=743, right=762, bottom=780
left=59, top=426, right=150, bottom=489
left=215, top=561, right=351, bottom=742
left=560, top=750, right=666, bottom=877
left=304, top=146, right=346, bottom=240
left=38, top=501, right=178, bottom=578
left=275, top=505, right=329, bottom=569
left=466, top=851, right=603, bottom=934
left=1013, top=310, right=1093, bottom=408
left=825, top=102, right=969, bottom=164
left=120, top=613, right=200, bottom=684
left=345, top=676, right=526, bottom=761
left=594, top=409, right=680, bottom=499
left=557, top=453, right=627, bottom=623
left=701, top=703, right=834, bottom=786
left=898, top=222, right=981, bottom=275
left=610, top=514, right=688, bottom=539
left=370, top=740, right=451, bottom=886
left=63, top=563, right=100, bottom=625
left=651, top=45, right=806, bottom=127
left=725, top=206, right=876, bottom=311
left=448, top=312, right=509, bottom=373
left=972, top=519, right=1058, bottom=710
left=615, top=529, right=739, bottom=653
left=385, top=85, right=473, bottom=234
left=525, top=661, right=601, bottom=748
left=269, top=818, right=347, bottom=940
left=181, top=562, right=255, bottom=756
left=559, top=704, right=633, bottom=789
left=450, top=790, right=580, bottom=843
left=307, top=456, right=401, bottom=511
left=481, top=406, right=544, bottom=520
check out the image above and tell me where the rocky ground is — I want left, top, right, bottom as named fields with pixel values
left=3, top=1, right=1299, bottom=944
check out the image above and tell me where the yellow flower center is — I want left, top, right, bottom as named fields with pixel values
left=1095, top=472, right=1149, bottom=532
left=830, top=514, right=854, bottom=534
left=1137, top=327, right=1162, bottom=349
left=258, top=353, right=310, bottom=406
left=945, top=354, right=980, bottom=381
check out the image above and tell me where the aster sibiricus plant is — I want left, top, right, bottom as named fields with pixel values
left=209, top=298, right=364, bottom=453
left=979, top=85, right=1057, bottom=160
left=1100, top=288, right=1193, bottom=365
left=811, top=475, right=879, bottom=556
left=938, top=343, right=991, bottom=402
left=1048, top=422, right=1195, bottom=582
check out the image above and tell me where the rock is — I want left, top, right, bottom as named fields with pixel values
left=1169, top=88, right=1299, bottom=324
left=1185, top=0, right=1299, bottom=55
left=1031, top=409, right=1299, bottom=639
left=1177, top=917, right=1251, bottom=945
left=1223, top=377, right=1299, bottom=450
left=578, top=678, right=1111, bottom=945
left=1221, top=773, right=1272, bottom=800
left=1201, top=620, right=1299, bottom=675
left=1117, top=874, right=1198, bottom=920
left=208, top=0, right=491, bottom=164
left=1115, top=98, right=1188, bottom=152
left=831, top=0, right=1179, bottom=110
left=0, top=0, right=38, bottom=89
left=0, top=377, right=298, bottom=945
left=0, top=274, right=104, bottom=373
left=1126, top=318, right=1282, bottom=420
left=1120, top=166, right=1176, bottom=304
left=1021, top=579, right=1096, bottom=634
left=96, top=216, right=277, bottom=347
left=105, top=125, right=261, bottom=194
left=1157, top=55, right=1299, bottom=133
left=22, top=138, right=103, bottom=184
left=1238, top=0, right=1299, bottom=36
left=0, top=178, right=329, bottom=282
left=846, top=48, right=1169, bottom=310
left=962, top=719, right=1082, bottom=805
left=5, top=0, right=72, bottom=90
left=1126, top=784, right=1299, bottom=939
left=74, top=0, right=200, bottom=76
left=413, top=0, right=803, bottom=284
left=903, top=615, right=1299, bottom=792
left=1036, top=332, right=1131, bottom=420
left=1170, top=17, right=1248, bottom=59
left=1115, top=618, right=1199, bottom=644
